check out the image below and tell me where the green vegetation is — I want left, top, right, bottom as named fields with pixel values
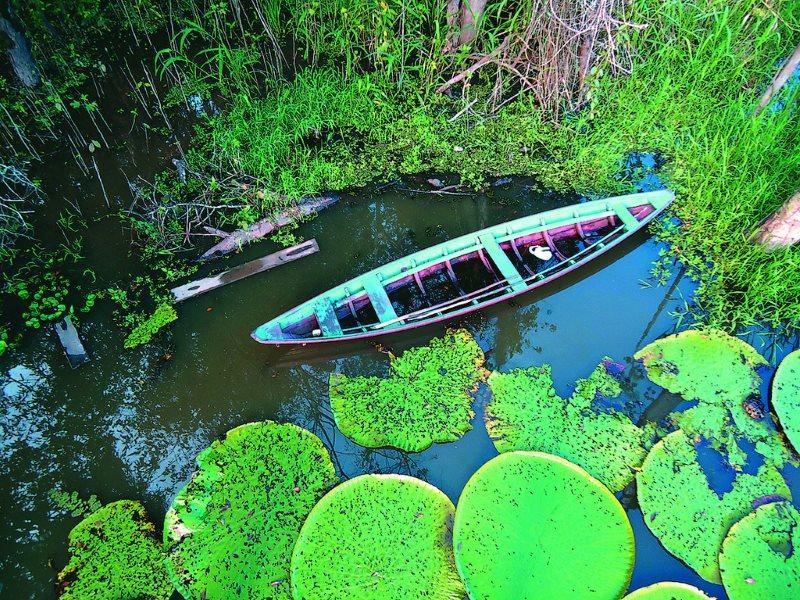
left=719, top=501, right=800, bottom=600
left=622, top=582, right=714, bottom=599
left=48, top=488, right=102, bottom=519
left=329, top=329, right=486, bottom=452
left=164, top=421, right=337, bottom=600
left=123, top=303, right=178, bottom=349
left=771, top=349, right=800, bottom=453
left=291, top=474, right=464, bottom=600
left=485, top=360, right=648, bottom=492
left=637, top=430, right=791, bottom=583
left=635, top=329, right=790, bottom=467
left=57, top=500, right=173, bottom=600
left=453, top=451, right=635, bottom=600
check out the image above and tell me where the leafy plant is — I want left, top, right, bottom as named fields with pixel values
left=48, top=488, right=102, bottom=519
left=771, top=349, right=800, bottom=453
left=164, top=421, right=338, bottom=600
left=719, top=501, right=800, bottom=600
left=57, top=500, right=173, bottom=600
left=485, top=359, right=648, bottom=492
left=635, top=329, right=790, bottom=467
left=123, top=303, right=178, bottom=349
left=637, top=430, right=791, bottom=583
left=622, top=582, right=714, bottom=599
left=453, top=451, right=635, bottom=599
left=329, top=328, right=487, bottom=452
left=291, top=474, right=464, bottom=600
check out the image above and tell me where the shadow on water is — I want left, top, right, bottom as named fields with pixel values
left=3, top=174, right=799, bottom=598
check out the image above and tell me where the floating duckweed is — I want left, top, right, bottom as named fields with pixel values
left=622, top=582, right=715, bottom=599
left=772, top=349, right=800, bottom=453
left=329, top=329, right=487, bottom=452
left=164, top=421, right=338, bottom=600
left=637, top=430, right=791, bottom=583
left=58, top=500, right=173, bottom=600
left=485, top=360, right=647, bottom=491
left=453, top=451, right=635, bottom=599
left=719, top=500, right=800, bottom=600
left=290, top=474, right=465, bottom=600
left=635, top=329, right=789, bottom=467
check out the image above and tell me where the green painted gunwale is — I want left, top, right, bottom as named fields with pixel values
left=253, top=190, right=673, bottom=343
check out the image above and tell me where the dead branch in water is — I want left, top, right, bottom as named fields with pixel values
left=755, top=191, right=800, bottom=249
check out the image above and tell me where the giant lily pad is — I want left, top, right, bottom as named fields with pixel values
left=485, top=361, right=647, bottom=491
left=164, top=421, right=337, bottom=600
left=58, top=500, right=173, bottom=600
left=772, top=349, right=800, bottom=453
left=291, top=474, right=464, bottom=600
left=719, top=500, right=800, bottom=599
left=637, top=429, right=791, bottom=583
left=622, top=582, right=714, bottom=599
left=329, top=329, right=487, bottom=452
left=453, top=451, right=635, bottom=599
left=635, top=329, right=788, bottom=467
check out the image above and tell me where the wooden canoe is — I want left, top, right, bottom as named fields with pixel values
left=251, top=190, right=674, bottom=345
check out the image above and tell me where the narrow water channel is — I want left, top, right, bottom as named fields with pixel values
left=2, top=179, right=797, bottom=598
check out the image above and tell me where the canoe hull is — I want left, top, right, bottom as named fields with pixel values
left=252, top=190, right=674, bottom=346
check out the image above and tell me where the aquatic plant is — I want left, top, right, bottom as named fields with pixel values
left=48, top=488, right=102, bottom=519
left=635, top=329, right=789, bottom=467
left=485, top=360, right=647, bottom=491
left=771, top=349, right=800, bottom=453
left=57, top=500, right=173, bottom=600
left=329, top=329, right=487, bottom=452
left=164, top=421, right=338, bottom=600
left=123, top=302, right=178, bottom=349
left=291, top=474, right=464, bottom=600
left=637, top=430, right=791, bottom=583
left=622, top=582, right=714, bottom=599
left=453, top=451, right=635, bottom=599
left=719, top=500, right=800, bottom=600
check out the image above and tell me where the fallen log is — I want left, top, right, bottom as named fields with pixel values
left=197, top=194, right=338, bottom=261
left=755, top=42, right=800, bottom=116
left=53, top=316, right=90, bottom=369
left=754, top=191, right=800, bottom=250
left=172, top=239, right=319, bottom=302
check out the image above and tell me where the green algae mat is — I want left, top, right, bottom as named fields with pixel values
left=772, top=349, right=800, bottom=453
left=453, top=451, right=634, bottom=599
left=637, top=430, right=791, bottom=584
left=486, top=360, right=647, bottom=492
left=290, top=474, right=464, bottom=600
left=57, top=500, right=173, bottom=600
left=329, top=328, right=487, bottom=452
left=622, top=582, right=715, bottom=599
left=163, top=421, right=338, bottom=600
left=635, top=329, right=789, bottom=467
left=719, top=500, right=800, bottom=600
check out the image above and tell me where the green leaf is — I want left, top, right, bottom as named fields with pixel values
left=58, top=500, right=173, bottom=600
left=329, top=329, right=487, bottom=452
left=453, top=451, right=635, bottom=599
left=622, top=582, right=714, bottom=599
left=635, top=329, right=789, bottom=467
left=485, top=360, right=647, bottom=491
left=637, top=430, right=791, bottom=583
left=164, top=421, right=337, bottom=599
left=291, top=474, right=464, bottom=600
left=719, top=501, right=800, bottom=600
left=771, top=349, right=800, bottom=453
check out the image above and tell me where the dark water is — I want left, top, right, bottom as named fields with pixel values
left=2, top=177, right=799, bottom=598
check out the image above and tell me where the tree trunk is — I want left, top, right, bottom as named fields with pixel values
left=755, top=191, right=800, bottom=249
left=0, top=16, right=40, bottom=87
left=457, top=0, right=487, bottom=47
